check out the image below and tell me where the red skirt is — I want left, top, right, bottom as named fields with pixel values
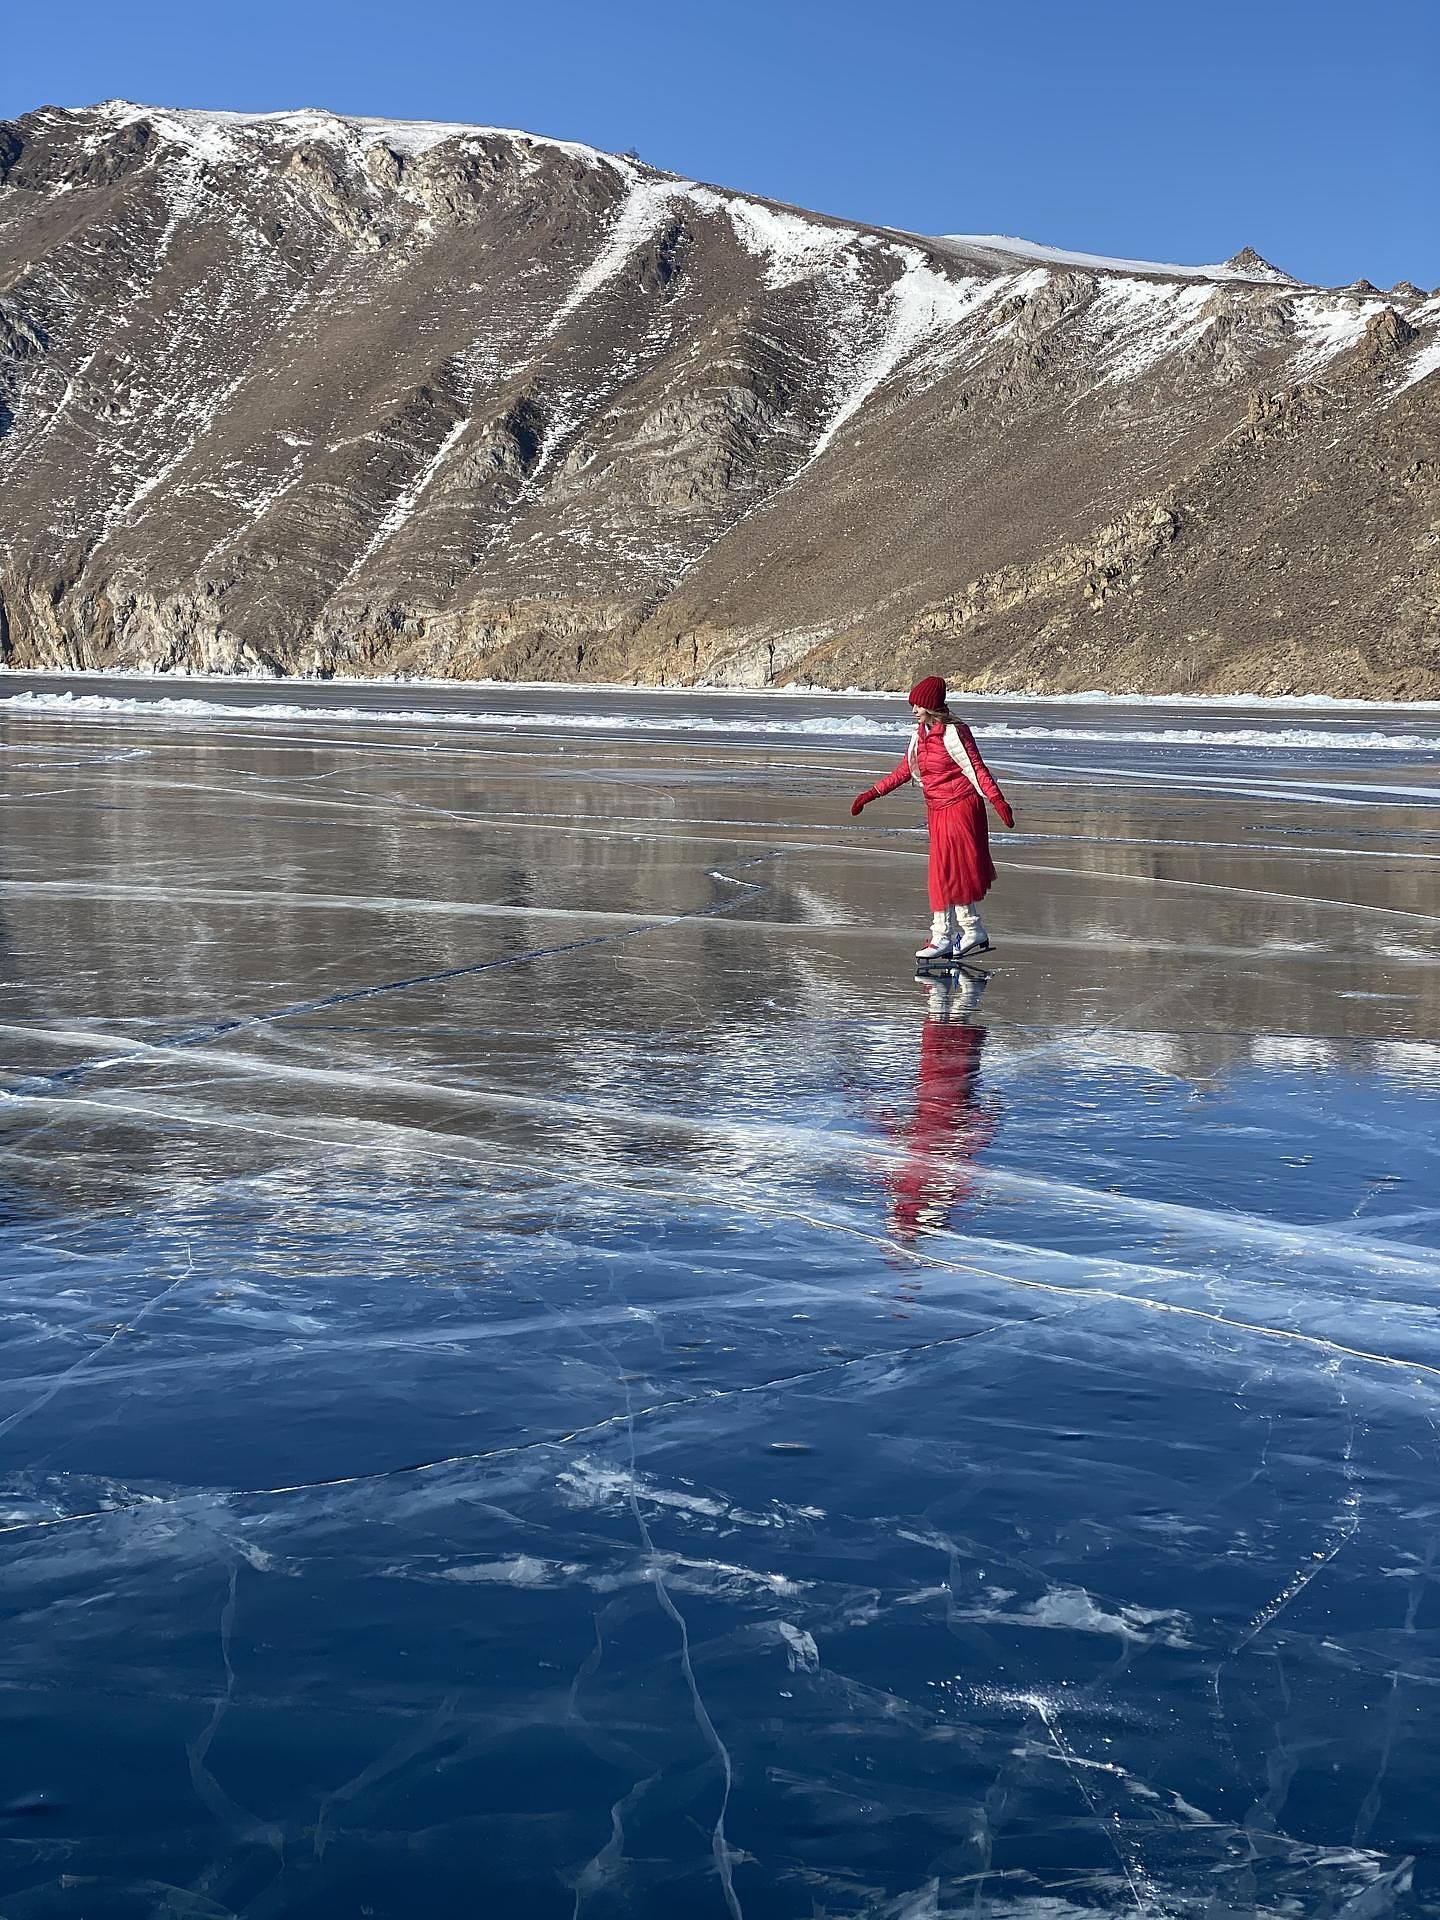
left=927, top=794, right=995, bottom=910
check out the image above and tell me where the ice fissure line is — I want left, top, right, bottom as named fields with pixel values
left=5, top=1071, right=1438, bottom=1390
left=9, top=1034, right=1439, bottom=1274
left=0, top=1243, right=197, bottom=1444
left=4, top=852, right=784, bottom=1102
left=0, top=1315, right=1062, bottom=1537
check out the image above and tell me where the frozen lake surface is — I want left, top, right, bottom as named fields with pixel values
left=2, top=675, right=1439, bottom=1918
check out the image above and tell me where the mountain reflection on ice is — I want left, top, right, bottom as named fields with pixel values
left=1, top=679, right=1439, bottom=1918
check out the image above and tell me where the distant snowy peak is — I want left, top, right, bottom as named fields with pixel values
left=1221, top=247, right=1296, bottom=284
left=935, top=233, right=1303, bottom=287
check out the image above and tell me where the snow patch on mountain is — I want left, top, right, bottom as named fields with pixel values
left=808, top=261, right=1008, bottom=463
left=711, top=195, right=857, bottom=289
left=1396, top=323, right=1440, bottom=393
left=928, top=235, right=1411, bottom=382
left=87, top=98, right=641, bottom=178
left=1291, top=295, right=1389, bottom=375
left=1083, top=278, right=1218, bottom=383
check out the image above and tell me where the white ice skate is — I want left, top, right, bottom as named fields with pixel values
left=952, top=908, right=990, bottom=959
left=915, top=930, right=955, bottom=961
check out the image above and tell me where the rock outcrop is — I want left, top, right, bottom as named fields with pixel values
left=1, top=100, right=1437, bottom=696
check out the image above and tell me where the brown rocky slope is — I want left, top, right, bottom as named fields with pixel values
left=1, top=101, right=1437, bottom=696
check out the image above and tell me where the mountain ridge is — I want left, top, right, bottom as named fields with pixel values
left=1, top=98, right=1437, bottom=697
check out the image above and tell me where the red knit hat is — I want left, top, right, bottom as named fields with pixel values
left=908, top=675, right=946, bottom=711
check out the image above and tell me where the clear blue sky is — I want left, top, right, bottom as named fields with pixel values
left=4, top=0, right=1437, bottom=289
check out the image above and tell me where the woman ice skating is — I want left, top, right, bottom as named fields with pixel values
left=850, top=676, right=1014, bottom=960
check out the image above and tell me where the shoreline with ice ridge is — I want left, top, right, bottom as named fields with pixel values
left=4, top=664, right=1440, bottom=713
left=5, top=671, right=1440, bottom=754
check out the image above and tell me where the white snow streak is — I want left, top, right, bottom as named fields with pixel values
left=937, top=233, right=1298, bottom=284
left=1396, top=330, right=1440, bottom=394
left=541, top=180, right=680, bottom=338
left=807, top=262, right=1004, bottom=464
left=196, top=451, right=309, bottom=573
left=345, top=416, right=468, bottom=580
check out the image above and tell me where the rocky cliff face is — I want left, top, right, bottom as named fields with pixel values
left=1, top=100, right=1437, bottom=696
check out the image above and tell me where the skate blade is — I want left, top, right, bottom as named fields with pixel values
left=915, top=954, right=993, bottom=975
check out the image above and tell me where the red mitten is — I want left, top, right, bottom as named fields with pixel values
left=851, top=793, right=870, bottom=816
left=996, top=800, right=1015, bottom=829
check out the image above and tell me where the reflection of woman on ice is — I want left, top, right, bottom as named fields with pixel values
left=850, top=675, right=1014, bottom=960
left=885, top=973, right=993, bottom=1244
